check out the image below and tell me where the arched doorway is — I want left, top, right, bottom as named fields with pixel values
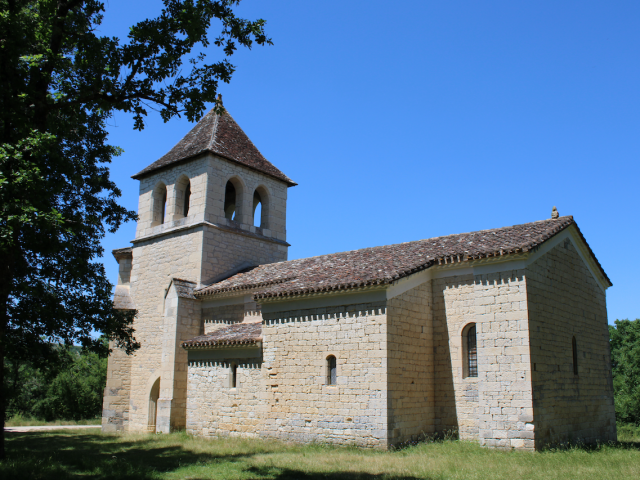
left=148, top=377, right=160, bottom=433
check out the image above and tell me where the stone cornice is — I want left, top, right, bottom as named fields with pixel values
left=131, top=220, right=290, bottom=247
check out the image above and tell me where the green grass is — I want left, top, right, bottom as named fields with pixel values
left=617, top=423, right=640, bottom=442
left=1, top=429, right=639, bottom=480
left=5, top=413, right=101, bottom=427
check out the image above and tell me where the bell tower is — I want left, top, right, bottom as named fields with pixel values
left=102, top=108, right=295, bottom=433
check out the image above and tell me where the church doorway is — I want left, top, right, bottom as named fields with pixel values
left=148, top=377, right=160, bottom=433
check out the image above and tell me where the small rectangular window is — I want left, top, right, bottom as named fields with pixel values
left=327, top=356, right=337, bottom=385
left=572, top=337, right=578, bottom=375
left=231, top=363, right=237, bottom=388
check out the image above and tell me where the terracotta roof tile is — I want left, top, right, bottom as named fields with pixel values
left=182, top=323, right=262, bottom=349
left=132, top=109, right=296, bottom=186
left=195, top=216, right=611, bottom=299
left=172, top=278, right=197, bottom=299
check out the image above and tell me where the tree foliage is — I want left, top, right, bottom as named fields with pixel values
left=0, top=0, right=271, bottom=458
left=609, top=319, right=640, bottom=425
left=5, top=343, right=107, bottom=421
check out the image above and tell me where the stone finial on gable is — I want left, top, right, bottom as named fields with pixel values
left=551, top=206, right=559, bottom=219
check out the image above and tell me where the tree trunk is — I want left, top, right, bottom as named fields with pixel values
left=0, top=288, right=6, bottom=460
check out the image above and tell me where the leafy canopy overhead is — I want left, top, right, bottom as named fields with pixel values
left=0, top=0, right=271, bottom=457
left=2, top=0, right=271, bottom=353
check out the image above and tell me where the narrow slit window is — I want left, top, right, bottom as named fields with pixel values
left=231, top=363, right=237, bottom=388
left=467, top=325, right=478, bottom=378
left=327, top=356, right=337, bottom=385
left=572, top=336, right=578, bottom=375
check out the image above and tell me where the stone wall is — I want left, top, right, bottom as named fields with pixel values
left=103, top=249, right=134, bottom=431
left=526, top=241, right=616, bottom=447
left=260, top=302, right=389, bottom=447
left=473, top=269, right=534, bottom=450
left=156, top=284, right=202, bottom=432
left=124, top=228, right=204, bottom=432
left=386, top=281, right=435, bottom=445
left=186, top=301, right=390, bottom=447
left=431, top=270, right=535, bottom=449
left=102, top=342, right=132, bottom=432
left=187, top=357, right=264, bottom=437
left=431, top=274, right=477, bottom=438
left=200, top=227, right=287, bottom=287
left=203, top=304, right=246, bottom=333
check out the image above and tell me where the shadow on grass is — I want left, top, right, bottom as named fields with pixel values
left=4, top=431, right=639, bottom=480
left=2, top=432, right=432, bottom=480
left=244, top=466, right=429, bottom=479
left=539, top=439, right=640, bottom=453
left=4, top=431, right=255, bottom=480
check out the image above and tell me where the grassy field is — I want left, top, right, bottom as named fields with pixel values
left=5, top=414, right=102, bottom=427
left=1, top=429, right=639, bottom=480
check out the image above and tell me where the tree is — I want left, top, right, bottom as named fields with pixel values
left=4, top=343, right=107, bottom=421
left=0, top=0, right=272, bottom=458
left=609, top=319, right=640, bottom=425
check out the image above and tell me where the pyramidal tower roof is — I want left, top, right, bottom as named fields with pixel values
left=132, top=108, right=296, bottom=185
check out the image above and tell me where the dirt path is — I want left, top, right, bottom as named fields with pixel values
left=5, top=425, right=101, bottom=433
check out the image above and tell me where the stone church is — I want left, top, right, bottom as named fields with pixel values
left=102, top=108, right=616, bottom=450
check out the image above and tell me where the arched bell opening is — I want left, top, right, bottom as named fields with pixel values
left=151, top=182, right=167, bottom=226
left=252, top=185, right=271, bottom=229
left=224, top=177, right=244, bottom=223
left=174, top=175, right=191, bottom=219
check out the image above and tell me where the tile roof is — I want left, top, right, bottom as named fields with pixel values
left=172, top=278, right=197, bottom=299
left=131, top=109, right=296, bottom=186
left=112, top=247, right=132, bottom=260
left=195, top=216, right=611, bottom=300
left=182, top=323, right=262, bottom=349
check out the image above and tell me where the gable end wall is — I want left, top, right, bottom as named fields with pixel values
left=526, top=241, right=616, bottom=447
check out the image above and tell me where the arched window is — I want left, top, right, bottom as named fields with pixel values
left=326, top=355, right=337, bottom=385
left=572, top=336, right=578, bottom=375
left=467, top=325, right=477, bottom=377
left=252, top=185, right=270, bottom=229
left=152, top=182, right=167, bottom=226
left=462, top=323, right=478, bottom=378
left=148, top=377, right=160, bottom=431
left=230, top=363, right=237, bottom=388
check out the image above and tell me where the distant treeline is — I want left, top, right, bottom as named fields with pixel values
left=4, top=343, right=106, bottom=422
left=610, top=319, right=640, bottom=425
left=2, top=321, right=639, bottom=425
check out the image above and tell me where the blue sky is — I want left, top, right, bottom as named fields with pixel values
left=100, top=1, right=639, bottom=323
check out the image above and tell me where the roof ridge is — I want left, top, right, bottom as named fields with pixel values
left=208, top=110, right=219, bottom=150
